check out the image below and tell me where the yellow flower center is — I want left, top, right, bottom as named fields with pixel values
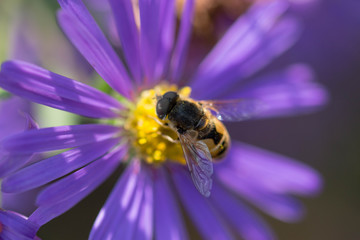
left=124, top=84, right=191, bottom=165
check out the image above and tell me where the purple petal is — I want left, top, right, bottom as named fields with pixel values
left=226, top=17, right=300, bottom=80
left=3, top=124, right=120, bottom=153
left=171, top=164, right=234, bottom=240
left=36, top=146, right=127, bottom=206
left=101, top=164, right=148, bottom=240
left=190, top=0, right=291, bottom=99
left=57, top=0, right=133, bottom=98
left=133, top=167, right=153, bottom=240
left=0, top=210, right=38, bottom=238
left=217, top=170, right=304, bottom=222
left=211, top=182, right=275, bottom=240
left=89, top=161, right=141, bottom=240
left=169, top=0, right=194, bottom=83
left=23, top=113, right=38, bottom=130
left=0, top=100, right=38, bottom=177
left=108, top=0, right=142, bottom=84
left=0, top=96, right=32, bottom=138
left=218, top=141, right=323, bottom=196
left=0, top=228, right=35, bottom=240
left=154, top=167, right=188, bottom=240
left=231, top=64, right=329, bottom=118
left=0, top=152, right=33, bottom=178
left=2, top=189, right=40, bottom=217
left=29, top=146, right=126, bottom=226
left=197, top=0, right=288, bottom=67
left=215, top=141, right=321, bottom=222
left=2, top=138, right=119, bottom=193
left=139, top=0, right=176, bottom=84
left=0, top=61, right=122, bottom=118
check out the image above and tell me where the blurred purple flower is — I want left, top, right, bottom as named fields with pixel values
left=0, top=3, right=44, bottom=180
left=0, top=5, right=53, bottom=218
left=0, top=96, right=37, bottom=177
left=0, top=0, right=327, bottom=239
left=0, top=96, right=40, bottom=219
left=0, top=209, right=39, bottom=239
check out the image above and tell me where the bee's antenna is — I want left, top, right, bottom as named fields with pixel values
left=155, top=94, right=162, bottom=101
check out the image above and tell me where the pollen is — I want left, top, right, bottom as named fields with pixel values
left=124, top=84, right=191, bottom=165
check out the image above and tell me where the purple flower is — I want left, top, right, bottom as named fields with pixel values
left=0, top=96, right=37, bottom=177
left=0, top=97, right=40, bottom=224
left=0, top=209, right=39, bottom=239
left=0, top=0, right=327, bottom=239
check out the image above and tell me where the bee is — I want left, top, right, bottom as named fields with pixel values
left=156, top=91, right=261, bottom=197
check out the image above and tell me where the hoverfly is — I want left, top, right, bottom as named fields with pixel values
left=156, top=91, right=261, bottom=197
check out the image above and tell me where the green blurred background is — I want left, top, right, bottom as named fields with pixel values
left=0, top=0, right=359, bottom=239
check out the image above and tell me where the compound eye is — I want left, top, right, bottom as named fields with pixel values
left=156, top=91, right=179, bottom=120
left=156, top=99, right=169, bottom=120
left=163, top=91, right=179, bottom=101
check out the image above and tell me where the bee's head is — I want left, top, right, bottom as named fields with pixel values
left=156, top=91, right=179, bottom=120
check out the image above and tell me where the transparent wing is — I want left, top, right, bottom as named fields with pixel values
left=178, top=131, right=213, bottom=197
left=200, top=99, right=263, bottom=122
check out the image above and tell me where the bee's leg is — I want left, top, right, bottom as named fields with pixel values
left=158, top=133, right=180, bottom=144
left=147, top=115, right=179, bottom=143
left=147, top=115, right=171, bottom=128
